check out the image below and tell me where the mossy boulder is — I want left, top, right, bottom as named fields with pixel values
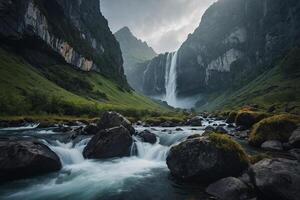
left=166, top=133, right=249, bottom=183
left=235, top=111, right=270, bottom=128
left=226, top=111, right=237, bottom=123
left=249, top=114, right=300, bottom=147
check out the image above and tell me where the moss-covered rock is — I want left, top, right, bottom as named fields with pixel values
left=226, top=111, right=237, bottom=123
left=249, top=114, right=300, bottom=147
left=166, top=133, right=249, bottom=183
left=235, top=111, right=270, bottom=128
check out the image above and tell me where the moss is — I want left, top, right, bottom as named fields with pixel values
left=209, top=133, right=249, bottom=164
left=249, top=114, right=300, bottom=146
left=226, top=111, right=237, bottom=123
left=249, top=153, right=271, bottom=164
left=235, top=111, right=270, bottom=128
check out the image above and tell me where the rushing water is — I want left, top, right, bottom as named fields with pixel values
left=0, top=120, right=228, bottom=200
left=164, top=51, right=178, bottom=108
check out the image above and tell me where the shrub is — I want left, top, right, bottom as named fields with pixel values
left=235, top=111, right=270, bottom=128
left=249, top=114, right=300, bottom=146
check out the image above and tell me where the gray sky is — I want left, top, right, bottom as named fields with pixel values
left=100, top=0, right=216, bottom=53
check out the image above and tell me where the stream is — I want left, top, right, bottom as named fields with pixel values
left=0, top=119, right=228, bottom=200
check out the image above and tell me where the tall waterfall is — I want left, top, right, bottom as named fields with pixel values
left=164, top=51, right=178, bottom=107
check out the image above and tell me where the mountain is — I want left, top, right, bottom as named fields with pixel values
left=0, top=0, right=165, bottom=116
left=115, top=27, right=157, bottom=92
left=141, top=0, right=300, bottom=112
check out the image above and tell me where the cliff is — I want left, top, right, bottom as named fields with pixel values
left=115, top=27, right=157, bottom=92
left=0, top=0, right=127, bottom=86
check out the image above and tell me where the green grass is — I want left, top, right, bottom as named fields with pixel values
left=0, top=48, right=168, bottom=118
left=198, top=48, right=300, bottom=114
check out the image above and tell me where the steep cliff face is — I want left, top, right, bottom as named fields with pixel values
left=115, top=27, right=157, bottom=92
left=0, top=0, right=127, bottom=86
left=141, top=0, right=300, bottom=100
left=176, top=0, right=300, bottom=96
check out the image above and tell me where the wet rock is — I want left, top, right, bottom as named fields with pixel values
left=53, top=125, right=72, bottom=133
left=235, top=112, right=269, bottom=129
left=289, top=126, right=300, bottom=148
left=187, top=134, right=201, bottom=140
left=83, top=126, right=133, bottom=159
left=161, top=121, right=176, bottom=127
left=138, top=130, right=157, bottom=144
left=261, top=140, right=283, bottom=151
left=236, top=126, right=248, bottom=131
left=98, top=111, right=135, bottom=135
left=215, top=126, right=228, bottom=134
left=205, top=126, right=215, bottom=132
left=282, top=142, right=293, bottom=151
left=227, top=123, right=235, bottom=128
left=236, top=130, right=250, bottom=139
left=0, top=139, right=62, bottom=182
left=186, top=117, right=202, bottom=126
left=166, top=135, right=249, bottom=183
left=175, top=128, right=183, bottom=131
left=249, top=158, right=300, bottom=200
left=82, top=124, right=99, bottom=135
left=213, top=123, right=218, bottom=126
left=206, top=177, right=255, bottom=200
left=289, top=149, right=300, bottom=161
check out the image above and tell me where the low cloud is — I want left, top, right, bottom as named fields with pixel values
left=100, top=0, right=215, bottom=53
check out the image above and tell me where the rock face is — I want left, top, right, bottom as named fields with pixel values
left=289, top=126, right=300, bottom=148
left=98, top=112, right=135, bottom=135
left=0, top=140, right=62, bottom=182
left=141, top=0, right=300, bottom=99
left=261, top=140, right=283, bottom=151
left=206, top=177, right=254, bottom=200
left=114, top=27, right=157, bottom=92
left=83, top=126, right=133, bottom=159
left=166, top=136, right=249, bottom=183
left=249, top=158, right=300, bottom=200
left=0, top=0, right=127, bottom=85
left=137, top=130, right=157, bottom=144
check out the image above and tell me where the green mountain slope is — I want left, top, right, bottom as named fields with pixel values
left=198, top=48, right=300, bottom=114
left=0, top=48, right=167, bottom=116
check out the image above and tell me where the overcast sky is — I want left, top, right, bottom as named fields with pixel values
left=100, top=0, right=216, bottom=53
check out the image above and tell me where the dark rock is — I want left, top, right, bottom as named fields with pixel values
left=213, top=123, right=218, bottom=126
left=83, top=124, right=99, bottom=135
left=175, top=128, right=184, bottom=131
left=215, top=126, right=228, bottom=134
left=166, top=136, right=249, bottom=183
left=249, top=158, right=300, bottom=200
left=138, top=130, right=157, bottom=144
left=83, top=126, right=133, bottom=159
left=206, top=177, right=255, bottom=200
left=53, top=126, right=72, bottom=133
left=289, top=126, right=300, bottom=148
left=187, top=134, right=201, bottom=140
left=289, top=149, right=300, bottom=161
left=0, top=140, right=62, bottom=182
left=98, top=112, right=135, bottom=135
left=205, top=126, right=215, bottom=132
left=236, top=126, right=248, bottom=131
left=236, top=130, right=250, bottom=139
left=282, top=142, right=293, bottom=151
left=261, top=140, right=283, bottom=151
left=161, top=121, right=176, bottom=127
left=227, top=123, right=235, bottom=128
left=186, top=117, right=202, bottom=126
left=267, top=105, right=276, bottom=113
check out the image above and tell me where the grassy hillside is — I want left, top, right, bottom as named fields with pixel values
left=0, top=48, right=168, bottom=117
left=198, top=48, right=300, bottom=114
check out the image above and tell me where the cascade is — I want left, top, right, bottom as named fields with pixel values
left=164, top=51, right=178, bottom=107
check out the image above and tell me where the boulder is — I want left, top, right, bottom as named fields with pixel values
left=186, top=134, right=201, bottom=140
left=161, top=121, right=176, bottom=127
left=166, top=134, right=249, bottom=183
left=206, top=177, right=255, bottom=200
left=289, top=149, right=300, bottom=161
left=186, top=117, right=202, bottom=126
left=83, top=124, right=99, bottom=135
left=235, top=111, right=269, bottom=129
left=83, top=126, right=133, bottom=159
left=205, top=126, right=215, bottom=132
left=227, top=123, right=235, bottom=128
left=289, top=126, right=300, bottom=148
left=98, top=111, right=135, bottom=135
left=261, top=140, right=283, bottom=151
left=249, top=158, right=300, bottom=200
left=215, top=126, right=228, bottom=134
left=175, top=128, right=183, bottom=131
left=0, top=139, right=62, bottom=182
left=138, top=130, right=157, bottom=144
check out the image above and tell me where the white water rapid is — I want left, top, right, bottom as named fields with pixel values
left=164, top=51, right=178, bottom=107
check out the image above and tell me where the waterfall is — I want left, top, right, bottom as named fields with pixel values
left=164, top=51, right=178, bottom=107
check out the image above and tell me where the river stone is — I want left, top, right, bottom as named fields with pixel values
left=289, top=149, right=300, bottom=161
left=0, top=139, right=62, bottom=182
left=206, top=177, right=255, bottom=200
left=98, top=111, right=135, bottom=135
left=166, top=137, right=249, bottom=183
left=186, top=117, right=202, bottom=126
left=215, top=126, right=228, bottom=134
left=83, top=124, right=99, bottom=135
left=261, top=140, right=283, bottom=151
left=83, top=126, right=133, bottom=159
left=138, top=130, right=157, bottom=144
left=289, top=126, right=300, bottom=148
left=249, top=158, right=300, bottom=200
